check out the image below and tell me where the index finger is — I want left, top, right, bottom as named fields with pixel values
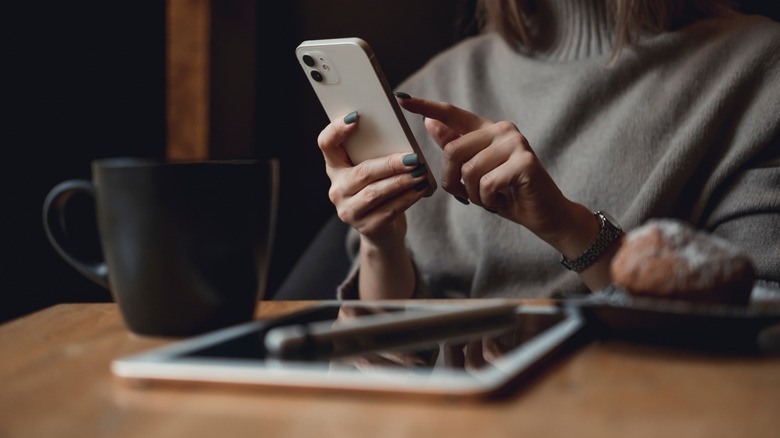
left=398, top=97, right=491, bottom=135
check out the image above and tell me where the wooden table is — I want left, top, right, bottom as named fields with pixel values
left=1, top=301, right=779, bottom=438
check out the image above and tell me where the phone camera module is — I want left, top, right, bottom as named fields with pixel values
left=300, top=50, right=339, bottom=84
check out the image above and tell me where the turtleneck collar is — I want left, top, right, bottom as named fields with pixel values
left=525, top=0, right=614, bottom=61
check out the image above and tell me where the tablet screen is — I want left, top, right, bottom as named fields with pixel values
left=184, top=304, right=565, bottom=371
left=112, top=301, right=585, bottom=398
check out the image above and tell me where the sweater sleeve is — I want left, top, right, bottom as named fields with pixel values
left=706, top=138, right=780, bottom=283
left=336, top=227, right=434, bottom=300
left=703, top=21, right=780, bottom=284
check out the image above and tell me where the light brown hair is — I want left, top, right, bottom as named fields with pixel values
left=479, top=0, right=736, bottom=57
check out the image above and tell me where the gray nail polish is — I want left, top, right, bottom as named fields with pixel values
left=414, top=180, right=429, bottom=192
left=402, top=153, right=419, bottom=166
left=410, top=164, right=427, bottom=178
left=343, top=111, right=359, bottom=124
left=393, top=91, right=412, bottom=99
left=454, top=196, right=469, bottom=205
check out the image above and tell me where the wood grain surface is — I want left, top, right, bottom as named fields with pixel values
left=1, top=302, right=779, bottom=438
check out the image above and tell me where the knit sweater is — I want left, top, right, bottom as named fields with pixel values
left=339, top=0, right=780, bottom=300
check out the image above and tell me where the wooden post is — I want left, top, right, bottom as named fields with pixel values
left=166, top=0, right=210, bottom=161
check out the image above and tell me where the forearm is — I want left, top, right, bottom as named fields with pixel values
left=357, top=236, right=416, bottom=300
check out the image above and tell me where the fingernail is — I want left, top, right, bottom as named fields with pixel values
left=454, top=196, right=469, bottom=205
left=393, top=91, right=412, bottom=99
left=343, top=111, right=359, bottom=124
left=482, top=206, right=498, bottom=214
left=410, top=164, right=427, bottom=178
left=414, top=180, right=429, bottom=192
left=401, top=153, right=419, bottom=166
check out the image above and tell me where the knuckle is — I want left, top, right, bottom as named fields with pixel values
left=461, top=160, right=477, bottom=180
left=494, top=120, right=517, bottom=133
left=516, top=133, right=530, bottom=149
left=385, top=157, right=398, bottom=174
left=494, top=121, right=529, bottom=146
left=327, top=185, right=340, bottom=204
left=316, top=130, right=328, bottom=150
left=362, top=186, right=381, bottom=205
left=377, top=205, right=396, bottom=223
left=516, top=149, right=536, bottom=167
left=317, top=125, right=340, bottom=151
left=353, top=163, right=372, bottom=186
left=335, top=207, right=352, bottom=224
left=440, top=177, right=458, bottom=192
left=442, top=138, right=462, bottom=161
left=479, top=172, right=496, bottom=191
left=390, top=174, right=407, bottom=190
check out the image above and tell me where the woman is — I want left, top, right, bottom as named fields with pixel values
left=316, top=0, right=780, bottom=300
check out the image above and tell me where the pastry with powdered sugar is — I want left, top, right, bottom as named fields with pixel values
left=610, top=219, right=755, bottom=305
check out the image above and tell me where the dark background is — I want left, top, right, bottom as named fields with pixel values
left=6, top=3, right=167, bottom=323
left=4, top=0, right=471, bottom=323
left=4, top=1, right=779, bottom=323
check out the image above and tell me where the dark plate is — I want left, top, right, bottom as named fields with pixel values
left=566, top=286, right=780, bottom=354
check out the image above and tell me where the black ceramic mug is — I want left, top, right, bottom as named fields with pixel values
left=43, top=158, right=279, bottom=337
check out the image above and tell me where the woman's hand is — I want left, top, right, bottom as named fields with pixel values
left=317, top=112, right=429, bottom=299
left=397, top=97, right=567, bottom=236
left=317, top=112, right=429, bottom=248
left=397, top=96, right=597, bottom=254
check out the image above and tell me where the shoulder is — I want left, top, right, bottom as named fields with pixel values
left=707, top=14, right=780, bottom=99
left=643, top=13, right=780, bottom=103
left=714, top=12, right=780, bottom=42
left=685, top=13, right=780, bottom=68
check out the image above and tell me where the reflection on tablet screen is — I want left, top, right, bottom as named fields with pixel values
left=182, top=304, right=566, bottom=373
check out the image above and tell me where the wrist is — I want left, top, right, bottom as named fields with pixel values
left=545, top=201, right=602, bottom=259
left=358, top=234, right=415, bottom=300
left=560, top=210, right=624, bottom=273
left=360, top=233, right=407, bottom=260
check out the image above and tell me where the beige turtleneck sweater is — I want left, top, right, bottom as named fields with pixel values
left=339, top=1, right=780, bottom=299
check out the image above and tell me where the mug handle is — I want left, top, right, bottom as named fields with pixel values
left=42, top=180, right=109, bottom=289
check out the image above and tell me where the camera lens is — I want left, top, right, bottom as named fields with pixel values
left=302, top=54, right=315, bottom=67
left=310, top=70, right=323, bottom=82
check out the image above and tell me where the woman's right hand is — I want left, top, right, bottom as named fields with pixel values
left=317, top=112, right=430, bottom=248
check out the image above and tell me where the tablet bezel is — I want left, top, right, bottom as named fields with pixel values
left=112, top=300, right=586, bottom=398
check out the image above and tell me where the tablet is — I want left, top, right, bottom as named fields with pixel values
left=112, top=300, right=586, bottom=399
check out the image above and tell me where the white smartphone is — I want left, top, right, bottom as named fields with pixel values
left=296, top=37, right=437, bottom=196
